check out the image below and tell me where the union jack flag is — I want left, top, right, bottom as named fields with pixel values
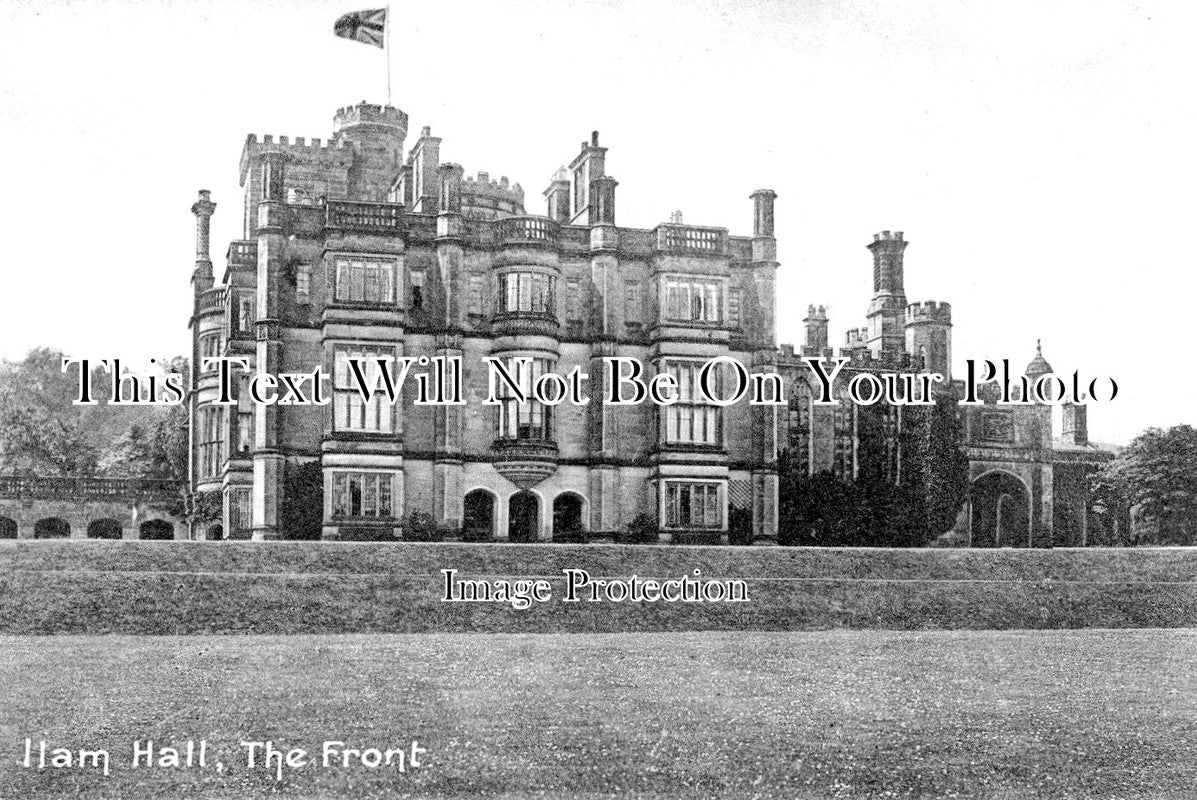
left=334, top=8, right=387, bottom=49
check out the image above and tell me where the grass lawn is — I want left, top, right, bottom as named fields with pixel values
left=1, top=630, right=1195, bottom=799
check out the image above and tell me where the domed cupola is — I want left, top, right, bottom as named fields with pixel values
left=1025, top=339, right=1053, bottom=379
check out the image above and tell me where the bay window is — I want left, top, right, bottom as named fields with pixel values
left=332, top=471, right=395, bottom=518
left=198, top=405, right=225, bottom=478
left=333, top=345, right=394, bottom=433
left=499, top=272, right=555, bottom=315
left=495, top=357, right=554, bottom=441
left=664, top=481, right=723, bottom=529
left=333, top=257, right=395, bottom=304
left=663, top=360, right=721, bottom=446
left=664, top=277, right=722, bottom=323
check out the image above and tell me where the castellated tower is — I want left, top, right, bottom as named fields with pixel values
left=905, top=301, right=952, bottom=378
left=332, top=102, right=408, bottom=200
left=237, top=101, right=409, bottom=237
left=865, top=230, right=908, bottom=359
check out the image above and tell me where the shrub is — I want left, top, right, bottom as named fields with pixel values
left=436, top=524, right=463, bottom=543
left=402, top=511, right=442, bottom=543
left=461, top=526, right=493, bottom=544
left=623, top=513, right=659, bottom=544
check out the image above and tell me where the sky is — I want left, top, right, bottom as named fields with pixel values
left=0, top=0, right=1193, bottom=445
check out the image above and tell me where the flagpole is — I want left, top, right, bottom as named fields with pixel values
left=385, top=4, right=392, bottom=105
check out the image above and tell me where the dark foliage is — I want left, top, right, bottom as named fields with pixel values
left=402, top=510, right=443, bottom=543
left=1092, top=425, right=1197, bottom=545
left=727, top=505, right=753, bottom=546
left=623, top=512, right=660, bottom=544
left=779, top=395, right=968, bottom=547
left=281, top=461, right=324, bottom=541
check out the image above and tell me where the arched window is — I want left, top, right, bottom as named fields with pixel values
left=969, top=472, right=1030, bottom=548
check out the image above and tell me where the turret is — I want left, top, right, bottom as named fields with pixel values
left=460, top=171, right=525, bottom=220
left=332, top=101, right=409, bottom=151
left=905, top=300, right=952, bottom=377
left=332, top=102, right=409, bottom=201
left=865, top=230, right=909, bottom=358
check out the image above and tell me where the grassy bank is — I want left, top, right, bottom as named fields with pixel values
left=3, top=541, right=1197, bottom=634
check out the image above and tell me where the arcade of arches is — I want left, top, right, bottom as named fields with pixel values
left=462, top=489, right=586, bottom=542
left=0, top=513, right=180, bottom=540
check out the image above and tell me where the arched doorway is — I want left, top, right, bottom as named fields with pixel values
left=87, top=518, right=123, bottom=539
left=206, top=524, right=224, bottom=541
left=34, top=518, right=70, bottom=539
left=0, top=517, right=17, bottom=539
left=138, top=520, right=174, bottom=541
left=552, top=493, right=584, bottom=539
left=970, top=471, right=1030, bottom=548
left=508, top=491, right=539, bottom=543
left=463, top=490, right=495, bottom=540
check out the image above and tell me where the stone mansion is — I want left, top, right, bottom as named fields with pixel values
left=187, top=101, right=1113, bottom=546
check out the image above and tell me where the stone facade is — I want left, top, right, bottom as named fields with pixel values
left=189, top=102, right=1112, bottom=547
left=189, top=103, right=780, bottom=544
left=774, top=232, right=1115, bottom=547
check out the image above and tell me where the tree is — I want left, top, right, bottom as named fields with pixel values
left=0, top=348, right=107, bottom=475
left=0, top=349, right=190, bottom=520
left=1091, top=425, right=1197, bottom=545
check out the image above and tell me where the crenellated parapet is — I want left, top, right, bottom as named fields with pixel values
left=238, top=133, right=357, bottom=187
left=461, top=171, right=526, bottom=219
left=905, top=299, right=953, bottom=377
left=332, top=102, right=409, bottom=136
left=844, top=327, right=869, bottom=348
left=905, top=300, right=952, bottom=325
